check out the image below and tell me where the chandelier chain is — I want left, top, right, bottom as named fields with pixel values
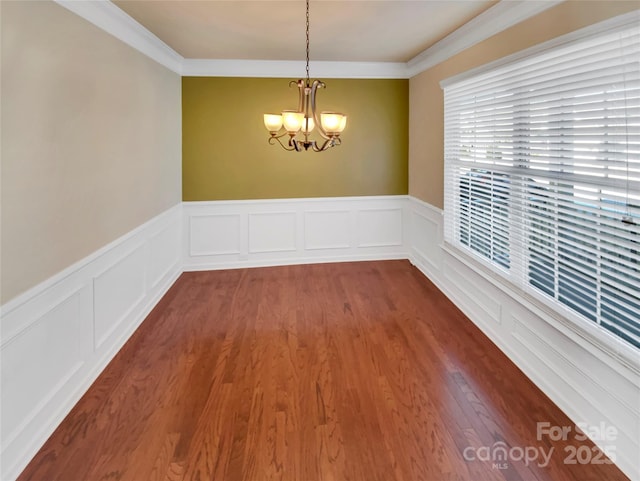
left=305, top=0, right=310, bottom=85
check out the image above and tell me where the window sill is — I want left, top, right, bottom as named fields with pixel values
left=440, top=242, right=640, bottom=379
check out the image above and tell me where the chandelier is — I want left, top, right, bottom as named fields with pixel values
left=263, top=0, right=347, bottom=152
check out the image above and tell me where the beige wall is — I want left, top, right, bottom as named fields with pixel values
left=1, top=1, right=182, bottom=303
left=409, top=1, right=640, bottom=208
left=183, top=77, right=408, bottom=200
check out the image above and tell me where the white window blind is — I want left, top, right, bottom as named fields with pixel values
left=443, top=17, right=640, bottom=349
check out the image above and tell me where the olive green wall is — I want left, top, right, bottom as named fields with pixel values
left=183, top=77, right=408, bottom=200
left=409, top=1, right=640, bottom=209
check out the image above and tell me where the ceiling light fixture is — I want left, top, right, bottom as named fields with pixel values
left=263, top=0, right=347, bottom=152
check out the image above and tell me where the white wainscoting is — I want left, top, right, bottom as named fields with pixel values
left=183, top=196, right=410, bottom=271
left=2, top=195, right=638, bottom=481
left=408, top=196, right=640, bottom=481
left=0, top=204, right=182, bottom=481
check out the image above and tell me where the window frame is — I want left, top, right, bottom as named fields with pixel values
left=441, top=10, right=640, bottom=367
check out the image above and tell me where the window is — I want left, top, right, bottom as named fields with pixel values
left=443, top=14, right=640, bottom=350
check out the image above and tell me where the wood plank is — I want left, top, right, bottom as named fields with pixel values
left=17, top=261, right=630, bottom=481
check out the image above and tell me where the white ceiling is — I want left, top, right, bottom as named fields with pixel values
left=113, top=0, right=497, bottom=63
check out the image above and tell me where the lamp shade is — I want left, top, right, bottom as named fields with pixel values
left=320, top=112, right=346, bottom=134
left=337, top=115, right=347, bottom=133
left=264, top=114, right=283, bottom=132
left=282, top=110, right=304, bottom=133
left=302, top=116, right=315, bottom=133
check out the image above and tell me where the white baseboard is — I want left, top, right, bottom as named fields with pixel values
left=407, top=197, right=640, bottom=481
left=2, top=195, right=637, bottom=481
left=183, top=196, right=411, bottom=271
left=0, top=204, right=182, bottom=481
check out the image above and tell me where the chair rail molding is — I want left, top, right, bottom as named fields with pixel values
left=1, top=204, right=182, bottom=481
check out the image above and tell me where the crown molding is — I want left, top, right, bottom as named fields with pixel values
left=55, top=0, right=564, bottom=80
left=406, top=0, right=564, bottom=77
left=181, top=59, right=409, bottom=79
left=54, top=0, right=183, bottom=74
left=440, top=9, right=640, bottom=89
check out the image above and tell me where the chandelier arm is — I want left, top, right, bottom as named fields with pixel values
left=291, top=139, right=303, bottom=152
left=311, top=138, right=336, bottom=152
left=302, top=82, right=311, bottom=140
left=310, top=79, right=331, bottom=140
left=268, top=130, right=291, bottom=140
left=269, top=135, right=298, bottom=151
left=292, top=79, right=305, bottom=112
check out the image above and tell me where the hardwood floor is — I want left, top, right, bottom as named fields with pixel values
left=18, top=261, right=629, bottom=481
